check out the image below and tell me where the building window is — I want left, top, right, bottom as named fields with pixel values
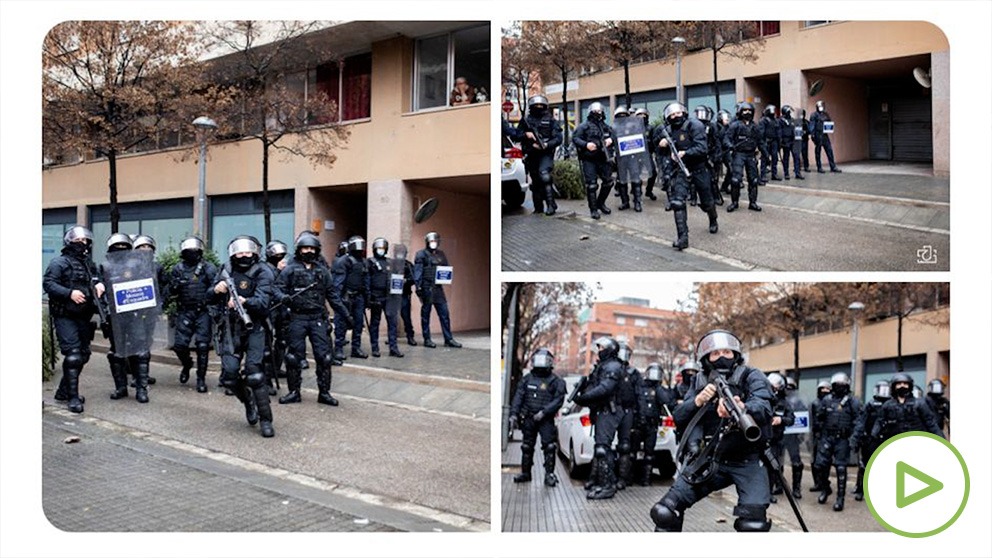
left=42, top=208, right=78, bottom=277
left=803, top=21, right=833, bottom=28
left=634, top=318, right=649, bottom=327
left=315, top=52, right=373, bottom=123
left=743, top=21, right=781, bottom=40
left=414, top=24, right=490, bottom=111
left=616, top=316, right=627, bottom=325
left=88, top=198, right=195, bottom=264
left=209, top=191, right=295, bottom=257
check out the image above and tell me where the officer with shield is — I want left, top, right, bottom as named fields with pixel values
left=126, top=234, right=164, bottom=396
left=168, top=237, right=218, bottom=394
left=783, top=377, right=808, bottom=498
left=509, top=348, right=567, bottom=487
left=650, top=330, right=774, bottom=532
left=812, top=372, right=862, bottom=511
left=572, top=102, right=616, bottom=220
left=413, top=232, right=462, bottom=348
left=276, top=234, right=352, bottom=406
left=366, top=237, right=404, bottom=358
left=99, top=233, right=135, bottom=401
left=654, top=102, right=720, bottom=251
left=809, top=100, right=841, bottom=173
left=517, top=95, right=563, bottom=216
left=332, top=236, right=370, bottom=360
left=758, top=105, right=781, bottom=182
left=613, top=108, right=652, bottom=213
left=571, top=336, right=625, bottom=500
left=634, top=108, right=658, bottom=204
left=44, top=225, right=102, bottom=413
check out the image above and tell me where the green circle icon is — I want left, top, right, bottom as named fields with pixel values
left=864, top=431, right=970, bottom=538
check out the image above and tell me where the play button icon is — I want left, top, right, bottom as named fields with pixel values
left=865, top=432, right=969, bottom=537
left=896, top=461, right=943, bottom=508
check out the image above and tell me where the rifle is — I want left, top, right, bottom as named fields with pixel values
left=219, top=267, right=252, bottom=327
left=522, top=117, right=547, bottom=151
left=567, top=375, right=590, bottom=404
left=85, top=260, right=111, bottom=338
left=712, top=374, right=761, bottom=442
left=268, top=281, right=319, bottom=313
left=659, top=126, right=691, bottom=178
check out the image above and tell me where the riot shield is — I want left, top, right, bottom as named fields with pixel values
left=104, top=250, right=162, bottom=357
left=386, top=244, right=408, bottom=319
left=614, top=116, right=652, bottom=184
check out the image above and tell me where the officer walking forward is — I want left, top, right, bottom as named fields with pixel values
left=509, top=348, right=567, bottom=487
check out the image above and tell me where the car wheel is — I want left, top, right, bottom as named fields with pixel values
left=502, top=181, right=525, bottom=210
left=654, top=453, right=677, bottom=479
left=567, top=440, right=590, bottom=480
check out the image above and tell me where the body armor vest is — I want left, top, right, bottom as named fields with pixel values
left=518, top=372, right=561, bottom=413
left=637, top=384, right=662, bottom=421
left=820, top=394, right=857, bottom=435
left=368, top=257, right=390, bottom=294
left=284, top=262, right=325, bottom=314
left=618, top=368, right=640, bottom=409
left=174, top=261, right=215, bottom=308
left=343, top=255, right=367, bottom=294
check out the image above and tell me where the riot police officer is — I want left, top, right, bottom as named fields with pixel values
left=100, top=233, right=135, bottom=401
left=332, top=235, right=370, bottom=359
left=633, top=362, right=674, bottom=486
left=852, top=379, right=890, bottom=501
left=674, top=360, right=700, bottom=407
left=872, top=373, right=945, bottom=443
left=808, top=380, right=832, bottom=492
left=276, top=234, right=352, bottom=406
left=366, top=237, right=403, bottom=358
left=212, top=236, right=276, bottom=437
left=572, top=102, right=616, bottom=220
left=413, top=232, right=461, bottom=348
left=508, top=348, right=567, bottom=487
left=799, top=108, right=812, bottom=173
left=765, top=373, right=795, bottom=503
left=44, top=225, right=102, bottom=413
left=128, top=234, right=164, bottom=396
left=168, top=237, right=218, bottom=394
left=715, top=109, right=734, bottom=194
left=517, top=95, right=563, bottom=216
left=694, top=105, right=723, bottom=206
left=758, top=105, right=781, bottom=182
left=809, top=100, right=841, bottom=173
left=635, top=107, right=657, bottom=205
left=399, top=247, right=417, bottom=346
left=614, top=341, right=642, bottom=490
left=783, top=377, right=808, bottom=498
left=571, top=336, right=625, bottom=500
left=654, top=102, right=719, bottom=251
left=650, top=330, right=774, bottom=532
left=262, top=240, right=289, bottom=394
left=723, top=102, right=763, bottom=212
left=812, top=372, right=862, bottom=511
left=925, top=378, right=950, bottom=435
left=778, top=105, right=804, bottom=180
left=611, top=106, right=635, bottom=211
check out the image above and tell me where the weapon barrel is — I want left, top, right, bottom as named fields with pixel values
left=714, top=375, right=761, bottom=442
left=661, top=127, right=691, bottom=178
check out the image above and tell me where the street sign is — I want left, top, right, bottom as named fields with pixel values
left=502, top=101, right=514, bottom=113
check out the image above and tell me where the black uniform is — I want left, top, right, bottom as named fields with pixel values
left=723, top=119, right=763, bottom=210
left=43, top=244, right=100, bottom=413
left=572, top=355, right=625, bottom=499
left=400, top=259, right=417, bottom=345
left=852, top=395, right=888, bottom=499
left=262, top=259, right=287, bottom=393
left=169, top=257, right=218, bottom=392
left=809, top=109, right=839, bottom=172
left=799, top=114, right=811, bottom=172
left=509, top=369, right=567, bottom=484
left=783, top=390, right=808, bottom=497
left=758, top=113, right=780, bottom=181
left=517, top=111, right=563, bottom=215
left=715, top=120, right=734, bottom=193
left=572, top=118, right=616, bottom=218
left=812, top=391, right=862, bottom=509
left=643, top=120, right=659, bottom=200
left=653, top=116, right=718, bottom=248
left=413, top=247, right=455, bottom=346
left=779, top=115, right=799, bottom=179
left=632, top=378, right=674, bottom=485
left=651, top=365, right=774, bottom=532
left=275, top=258, right=351, bottom=404
left=872, top=394, right=945, bottom=442
left=366, top=254, right=401, bottom=356
left=702, top=119, right=724, bottom=205
left=331, top=253, right=369, bottom=358
left=925, top=393, right=950, bottom=435
left=615, top=365, right=643, bottom=488
left=213, top=261, right=276, bottom=436
left=767, top=390, right=796, bottom=498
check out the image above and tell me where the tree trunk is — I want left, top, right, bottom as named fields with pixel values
left=896, top=314, right=904, bottom=371
left=560, top=66, right=570, bottom=157
left=108, top=148, right=119, bottom=233
left=792, top=329, right=801, bottom=383
left=711, top=43, right=721, bottom=112
left=262, top=139, right=272, bottom=244
left=623, top=60, right=631, bottom=109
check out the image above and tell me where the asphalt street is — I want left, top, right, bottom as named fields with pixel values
left=502, top=166, right=949, bottom=271
left=41, top=338, right=491, bottom=532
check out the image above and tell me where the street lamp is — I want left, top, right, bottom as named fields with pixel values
left=848, top=301, right=865, bottom=392
left=672, top=36, right=687, bottom=106
left=192, top=116, right=217, bottom=243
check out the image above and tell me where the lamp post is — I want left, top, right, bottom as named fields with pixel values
left=192, top=116, right=217, bottom=243
left=672, top=36, right=687, bottom=106
left=848, top=301, right=865, bottom=391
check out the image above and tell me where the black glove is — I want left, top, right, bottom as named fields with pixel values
left=533, top=411, right=545, bottom=422
left=572, top=392, right=588, bottom=406
left=343, top=313, right=355, bottom=330
left=416, top=288, right=427, bottom=302
left=508, top=415, right=518, bottom=431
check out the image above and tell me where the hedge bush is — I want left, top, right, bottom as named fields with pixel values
left=552, top=159, right=584, bottom=200
left=156, top=246, right=221, bottom=318
left=42, top=307, right=58, bottom=382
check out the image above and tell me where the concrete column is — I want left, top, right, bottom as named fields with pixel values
left=293, top=185, right=312, bottom=239
left=76, top=205, right=88, bottom=226
left=930, top=50, right=950, bottom=177
left=779, top=68, right=806, bottom=113
left=367, top=179, right=412, bottom=248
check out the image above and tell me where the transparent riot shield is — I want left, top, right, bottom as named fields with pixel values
left=386, top=244, right=408, bottom=320
left=614, top=116, right=653, bottom=184
left=104, top=250, right=161, bottom=357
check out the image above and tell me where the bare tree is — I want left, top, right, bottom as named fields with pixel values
left=205, top=21, right=351, bottom=243
left=501, top=23, right=539, bottom=116
left=864, top=283, right=950, bottom=371
left=594, top=21, right=680, bottom=109
left=683, top=22, right=768, bottom=112
left=43, top=21, right=206, bottom=232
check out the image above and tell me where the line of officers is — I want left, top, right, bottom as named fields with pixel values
left=507, top=330, right=949, bottom=532
left=509, top=95, right=842, bottom=252
left=44, top=225, right=461, bottom=439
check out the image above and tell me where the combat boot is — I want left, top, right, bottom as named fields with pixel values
left=596, top=185, right=613, bottom=215
left=254, top=385, right=274, bottom=437
left=544, top=185, right=557, bottom=216
left=543, top=449, right=558, bottom=487
left=616, top=453, right=633, bottom=491
left=586, top=188, right=601, bottom=219
left=672, top=208, right=689, bottom=251
left=513, top=472, right=532, bottom=483
left=63, top=362, right=84, bottom=414
left=316, top=365, right=339, bottom=406
left=243, top=386, right=259, bottom=426
left=587, top=457, right=616, bottom=500
left=617, top=184, right=630, bottom=210
left=351, top=348, right=369, bottom=359
left=195, top=349, right=209, bottom=393
left=707, top=206, right=719, bottom=234
left=544, top=472, right=558, bottom=487
left=632, top=184, right=643, bottom=212
left=109, top=357, right=128, bottom=400
left=853, top=465, right=866, bottom=501
left=318, top=391, right=339, bottom=406
left=833, top=467, right=847, bottom=511
left=133, top=358, right=150, bottom=404
left=817, top=476, right=833, bottom=504
left=791, top=464, right=804, bottom=499
left=515, top=452, right=533, bottom=483
left=176, top=347, right=192, bottom=384
left=278, top=390, right=302, bottom=404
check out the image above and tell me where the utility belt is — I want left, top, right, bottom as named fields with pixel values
left=824, top=427, right=852, bottom=439
left=178, top=302, right=209, bottom=312
left=292, top=308, right=326, bottom=318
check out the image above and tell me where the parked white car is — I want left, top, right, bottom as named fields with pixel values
left=555, top=375, right=678, bottom=480
left=501, top=140, right=527, bottom=210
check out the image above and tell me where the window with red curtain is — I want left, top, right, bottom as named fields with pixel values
left=760, top=21, right=781, bottom=36
left=314, top=62, right=339, bottom=125
left=341, top=53, right=372, bottom=121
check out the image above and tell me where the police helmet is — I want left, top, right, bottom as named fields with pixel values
left=815, top=100, right=826, bottom=112
left=614, top=106, right=630, bottom=119
left=372, top=237, right=389, bottom=256
left=337, top=240, right=349, bottom=256
left=890, top=372, right=914, bottom=391
left=663, top=102, right=686, bottom=122
left=645, top=362, right=663, bottom=382
left=817, top=380, right=831, bottom=392
left=180, top=237, right=205, bottom=254
left=106, top=232, right=133, bottom=251
left=767, top=372, right=786, bottom=392
left=763, top=104, right=777, bottom=117
left=64, top=225, right=94, bottom=246
left=527, top=95, right=549, bottom=112
left=593, top=336, right=619, bottom=360
left=634, top=107, right=649, bottom=119
left=617, top=341, right=633, bottom=364
left=680, top=360, right=701, bottom=375
left=874, top=380, right=891, bottom=399
left=295, top=230, right=319, bottom=243
left=228, top=235, right=260, bottom=258
left=799, top=108, right=808, bottom=119
left=531, top=348, right=555, bottom=370
left=133, top=234, right=156, bottom=251
left=265, top=240, right=288, bottom=260
left=786, top=377, right=798, bottom=390
left=588, top=102, right=605, bottom=119
left=716, top=109, right=731, bottom=126
left=830, top=372, right=851, bottom=395
left=694, top=105, right=710, bottom=122
left=696, top=329, right=743, bottom=364
left=295, top=234, right=321, bottom=252
left=347, top=235, right=366, bottom=253
left=927, top=378, right=945, bottom=395
left=781, top=105, right=793, bottom=118
left=737, top=102, right=755, bottom=120
left=425, top=232, right=440, bottom=248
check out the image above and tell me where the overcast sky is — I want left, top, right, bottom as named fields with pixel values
left=591, top=280, right=695, bottom=311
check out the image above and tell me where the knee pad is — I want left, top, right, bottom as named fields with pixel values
left=669, top=200, right=686, bottom=211
left=586, top=183, right=599, bottom=193
left=63, top=351, right=85, bottom=369
left=539, top=171, right=552, bottom=184
left=593, top=445, right=611, bottom=460
left=650, top=500, right=683, bottom=532
left=734, top=517, right=771, bottom=532
left=543, top=441, right=558, bottom=454
left=195, top=342, right=210, bottom=352
left=283, top=352, right=300, bottom=370
left=617, top=442, right=632, bottom=455
left=321, top=353, right=334, bottom=368
left=520, top=442, right=535, bottom=454
left=731, top=177, right=741, bottom=188
left=219, top=368, right=241, bottom=388
left=245, top=371, right=266, bottom=388
left=135, top=351, right=151, bottom=364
